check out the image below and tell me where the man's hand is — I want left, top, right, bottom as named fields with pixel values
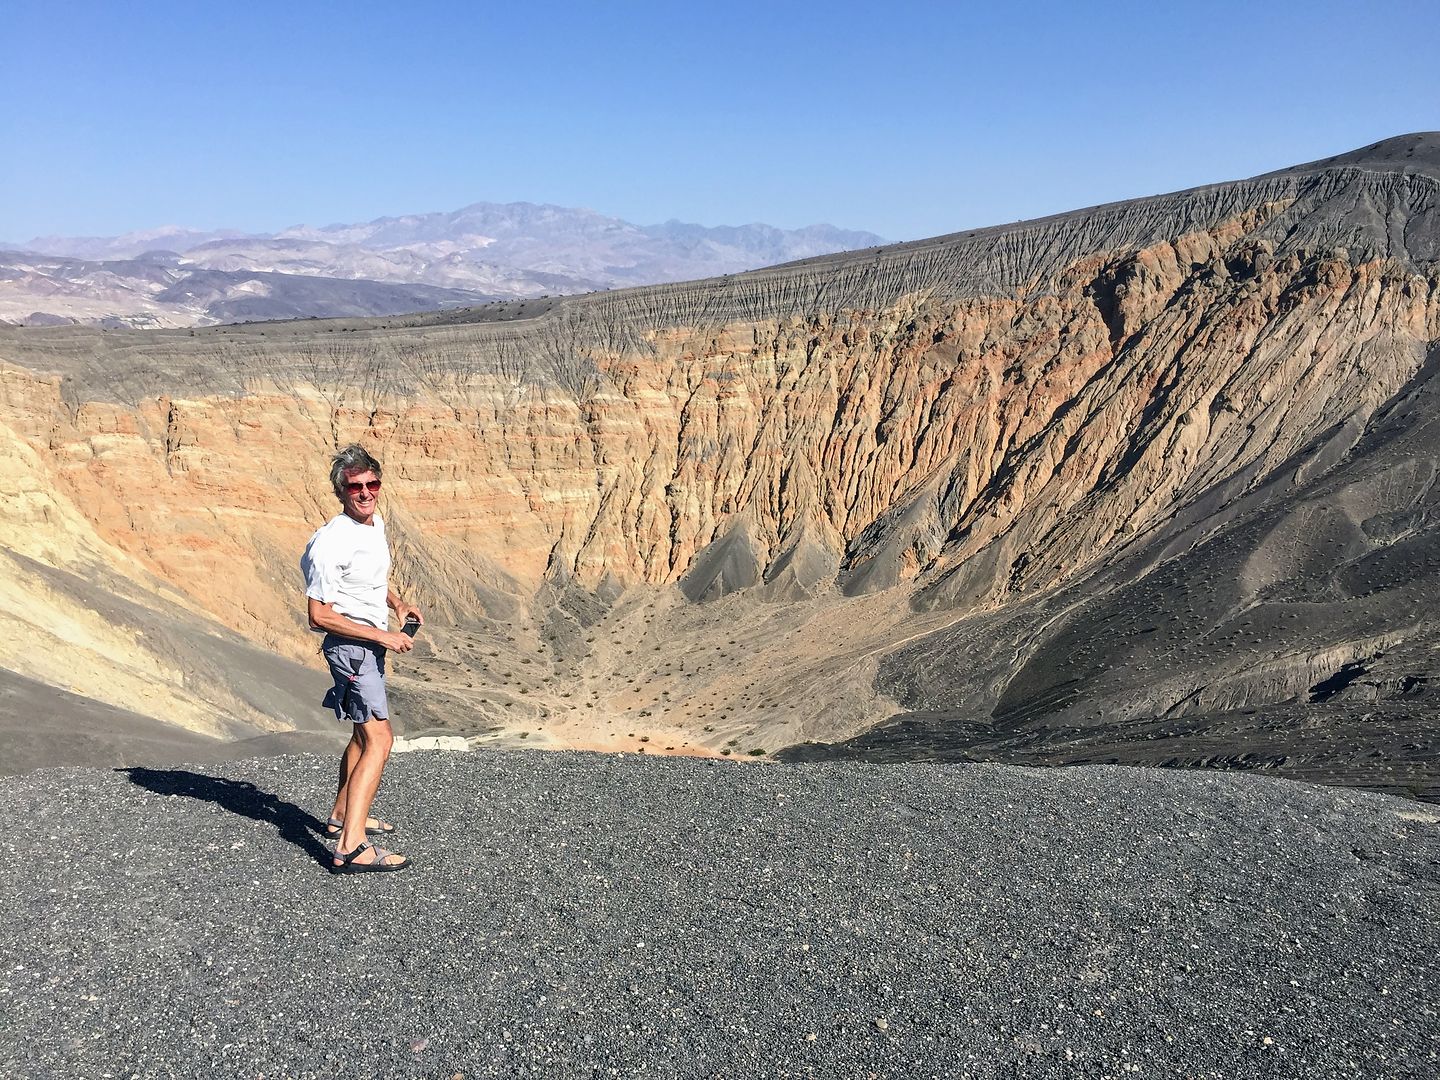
left=381, top=630, right=416, bottom=653
left=390, top=594, right=424, bottom=627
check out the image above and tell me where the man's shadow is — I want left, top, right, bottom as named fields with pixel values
left=122, top=768, right=333, bottom=867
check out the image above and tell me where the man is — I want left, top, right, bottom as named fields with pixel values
left=301, top=444, right=423, bottom=874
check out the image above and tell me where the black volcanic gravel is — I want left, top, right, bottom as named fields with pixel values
left=1, top=751, right=1437, bottom=1078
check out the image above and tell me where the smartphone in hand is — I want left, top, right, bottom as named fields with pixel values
left=402, top=617, right=421, bottom=638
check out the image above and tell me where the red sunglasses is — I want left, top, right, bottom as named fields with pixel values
left=344, top=480, right=382, bottom=495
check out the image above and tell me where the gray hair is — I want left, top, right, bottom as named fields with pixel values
left=329, top=444, right=383, bottom=497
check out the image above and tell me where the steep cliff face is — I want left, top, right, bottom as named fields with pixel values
left=2, top=135, right=1438, bottom=788
left=793, top=340, right=1440, bottom=800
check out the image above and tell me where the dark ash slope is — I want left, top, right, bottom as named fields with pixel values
left=782, top=343, right=1440, bottom=803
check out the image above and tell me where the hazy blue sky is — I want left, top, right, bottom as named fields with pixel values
left=4, top=0, right=1437, bottom=244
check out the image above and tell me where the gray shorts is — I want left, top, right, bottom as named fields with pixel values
left=321, top=635, right=390, bottom=724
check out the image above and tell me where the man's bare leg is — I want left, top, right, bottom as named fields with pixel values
left=329, top=726, right=392, bottom=834
left=330, top=728, right=363, bottom=821
left=334, top=718, right=406, bottom=867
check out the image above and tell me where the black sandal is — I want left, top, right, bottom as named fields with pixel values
left=331, top=842, right=410, bottom=874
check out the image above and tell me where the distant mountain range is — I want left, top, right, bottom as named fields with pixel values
left=0, top=205, right=884, bottom=328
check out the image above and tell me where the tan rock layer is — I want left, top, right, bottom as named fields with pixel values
left=3, top=231, right=1435, bottom=649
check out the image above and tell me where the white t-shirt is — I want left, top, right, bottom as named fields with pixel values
left=301, top=513, right=392, bottom=631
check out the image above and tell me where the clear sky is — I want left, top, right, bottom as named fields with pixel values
left=3, top=0, right=1437, bottom=244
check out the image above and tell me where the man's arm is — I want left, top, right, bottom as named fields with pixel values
left=388, top=588, right=423, bottom=625
left=308, top=597, right=413, bottom=652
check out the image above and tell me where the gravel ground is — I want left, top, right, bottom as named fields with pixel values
left=1, top=751, right=1437, bottom=1079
